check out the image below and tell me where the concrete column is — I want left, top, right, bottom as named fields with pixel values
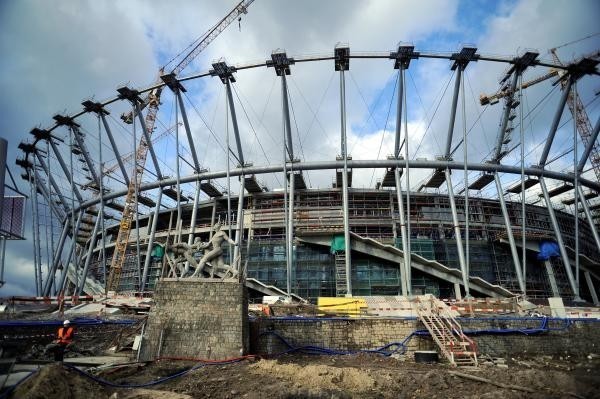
left=544, top=260, right=560, bottom=297
left=454, top=282, right=462, bottom=300
left=584, top=271, right=599, bottom=305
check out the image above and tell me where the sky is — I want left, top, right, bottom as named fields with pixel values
left=0, top=0, right=598, bottom=296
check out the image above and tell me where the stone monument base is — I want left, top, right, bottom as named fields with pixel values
left=139, top=278, right=248, bottom=361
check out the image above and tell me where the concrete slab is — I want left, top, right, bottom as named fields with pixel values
left=63, top=355, right=131, bottom=366
left=0, top=371, right=34, bottom=388
left=62, top=303, right=122, bottom=315
left=10, top=364, right=43, bottom=373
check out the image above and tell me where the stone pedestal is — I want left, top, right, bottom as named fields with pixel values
left=139, top=278, right=248, bottom=361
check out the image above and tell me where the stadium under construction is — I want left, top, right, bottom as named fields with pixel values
left=12, top=42, right=600, bottom=305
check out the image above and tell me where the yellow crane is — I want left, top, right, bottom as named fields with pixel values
left=103, top=123, right=181, bottom=180
left=106, top=0, right=255, bottom=292
left=480, top=48, right=600, bottom=181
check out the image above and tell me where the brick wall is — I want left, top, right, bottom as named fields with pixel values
left=250, top=318, right=432, bottom=355
left=139, top=279, right=248, bottom=361
left=249, top=317, right=600, bottom=358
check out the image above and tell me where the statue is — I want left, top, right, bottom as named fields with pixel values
left=166, top=221, right=238, bottom=279
left=191, top=221, right=237, bottom=278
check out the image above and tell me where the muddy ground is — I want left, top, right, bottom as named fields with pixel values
left=9, top=353, right=600, bottom=399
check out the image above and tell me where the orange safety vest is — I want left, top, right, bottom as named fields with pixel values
left=57, top=327, right=74, bottom=345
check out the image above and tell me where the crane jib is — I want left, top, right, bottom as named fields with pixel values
left=106, top=0, right=255, bottom=292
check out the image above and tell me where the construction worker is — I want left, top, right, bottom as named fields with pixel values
left=53, top=320, right=74, bottom=361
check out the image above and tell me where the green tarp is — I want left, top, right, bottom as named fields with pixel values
left=151, top=244, right=165, bottom=259
left=330, top=235, right=345, bottom=254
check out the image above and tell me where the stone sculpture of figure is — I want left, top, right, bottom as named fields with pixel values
left=190, top=221, right=237, bottom=278
left=169, top=237, right=207, bottom=277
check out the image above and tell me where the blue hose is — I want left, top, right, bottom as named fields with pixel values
left=64, top=362, right=206, bottom=388
left=63, top=357, right=248, bottom=388
left=258, top=330, right=415, bottom=357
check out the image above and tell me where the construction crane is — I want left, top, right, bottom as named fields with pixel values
left=106, top=123, right=181, bottom=180
left=550, top=48, right=600, bottom=182
left=81, top=123, right=181, bottom=192
left=106, top=0, right=255, bottom=292
left=480, top=49, right=600, bottom=181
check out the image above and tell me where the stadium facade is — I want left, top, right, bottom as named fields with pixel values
left=86, top=187, right=598, bottom=302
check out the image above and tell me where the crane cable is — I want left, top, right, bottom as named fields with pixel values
left=551, top=32, right=600, bottom=51
left=347, top=70, right=397, bottom=156
left=287, top=86, right=312, bottom=188
left=412, top=70, right=456, bottom=159
left=231, top=84, right=273, bottom=168
left=290, top=73, right=335, bottom=151
left=231, top=77, right=282, bottom=187
left=181, top=91, right=236, bottom=163
left=369, top=72, right=398, bottom=187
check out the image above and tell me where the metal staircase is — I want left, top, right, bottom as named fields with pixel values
left=334, top=251, right=348, bottom=297
left=416, top=295, right=478, bottom=367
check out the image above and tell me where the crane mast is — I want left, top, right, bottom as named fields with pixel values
left=550, top=49, right=600, bottom=182
left=106, top=0, right=254, bottom=292
left=480, top=49, right=600, bottom=181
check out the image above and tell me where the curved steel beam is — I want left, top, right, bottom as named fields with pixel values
left=68, top=159, right=600, bottom=214
left=28, top=49, right=570, bottom=150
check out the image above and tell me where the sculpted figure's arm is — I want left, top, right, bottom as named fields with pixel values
left=221, top=231, right=236, bottom=246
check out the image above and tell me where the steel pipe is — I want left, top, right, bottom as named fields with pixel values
left=539, top=78, right=573, bottom=167
left=446, top=168, right=470, bottom=297
left=76, top=213, right=102, bottom=295
left=140, top=190, right=163, bottom=292
left=69, top=159, right=600, bottom=213
left=539, top=177, right=580, bottom=300
left=494, top=173, right=525, bottom=293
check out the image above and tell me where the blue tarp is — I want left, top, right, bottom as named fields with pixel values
left=537, top=240, right=560, bottom=260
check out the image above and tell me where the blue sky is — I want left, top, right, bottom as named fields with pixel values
left=0, top=0, right=598, bottom=296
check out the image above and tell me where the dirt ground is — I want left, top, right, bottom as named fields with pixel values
left=8, top=353, right=600, bottom=399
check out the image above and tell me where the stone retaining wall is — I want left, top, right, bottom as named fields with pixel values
left=250, top=317, right=600, bottom=358
left=250, top=318, right=432, bottom=355
left=460, top=318, right=600, bottom=357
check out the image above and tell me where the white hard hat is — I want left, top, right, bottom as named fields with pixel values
left=63, top=320, right=70, bottom=326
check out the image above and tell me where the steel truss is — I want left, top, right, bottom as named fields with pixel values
left=16, top=46, right=600, bottom=302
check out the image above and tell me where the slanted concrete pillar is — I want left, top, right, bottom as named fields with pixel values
left=454, top=282, right=462, bottom=300
left=544, top=260, right=560, bottom=297
left=584, top=271, right=599, bottom=305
